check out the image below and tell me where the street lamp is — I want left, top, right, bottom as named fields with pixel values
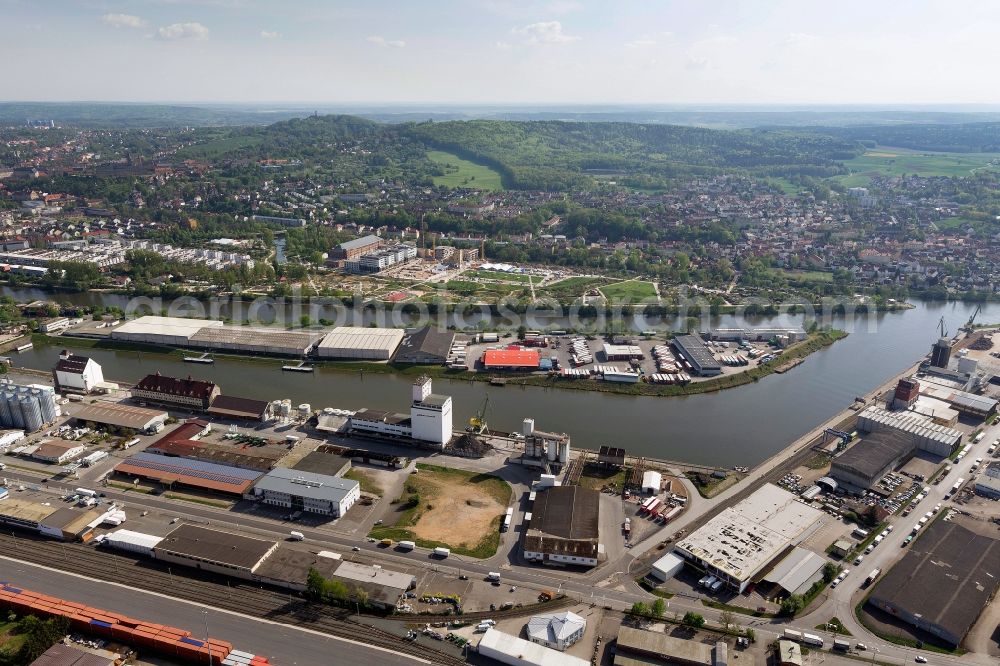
left=203, top=610, right=212, bottom=666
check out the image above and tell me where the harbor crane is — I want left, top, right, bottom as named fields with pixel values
left=467, top=395, right=490, bottom=435
left=937, top=316, right=948, bottom=339
left=964, top=304, right=982, bottom=332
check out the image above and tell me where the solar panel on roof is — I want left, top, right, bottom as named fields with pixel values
left=123, top=452, right=261, bottom=483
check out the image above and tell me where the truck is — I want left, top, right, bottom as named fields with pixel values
left=433, top=547, right=450, bottom=558
left=396, top=540, right=415, bottom=551
left=783, top=629, right=803, bottom=642
left=379, top=539, right=393, bottom=547
left=122, top=437, right=141, bottom=449
left=74, top=488, right=97, bottom=498
left=801, top=633, right=824, bottom=648
left=864, top=569, right=882, bottom=587
left=81, top=451, right=109, bottom=467
left=486, top=572, right=501, bottom=582
left=833, top=639, right=850, bottom=652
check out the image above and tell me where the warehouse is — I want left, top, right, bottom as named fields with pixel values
left=477, top=628, right=589, bottom=666
left=206, top=395, right=272, bottom=422
left=113, top=451, right=263, bottom=496
left=482, top=348, right=541, bottom=370
left=315, top=326, right=405, bottom=360
left=53, top=352, right=104, bottom=393
left=250, top=467, right=360, bottom=517
left=393, top=327, right=456, bottom=364
left=670, top=335, right=722, bottom=376
left=327, top=561, right=415, bottom=609
left=102, top=529, right=163, bottom=557
left=347, top=377, right=453, bottom=448
left=187, top=325, right=324, bottom=357
left=292, top=450, right=352, bottom=478
left=71, top=402, right=168, bottom=434
left=526, top=611, right=586, bottom=651
left=867, top=518, right=1000, bottom=647
left=674, top=484, right=824, bottom=593
left=146, top=432, right=284, bottom=472
left=0, top=499, right=102, bottom=541
left=975, top=462, right=1000, bottom=499
left=112, top=316, right=224, bottom=346
left=829, top=430, right=916, bottom=491
left=649, top=552, right=685, bottom=582
left=602, top=343, right=643, bottom=361
left=32, top=441, right=85, bottom=464
left=522, top=486, right=603, bottom=568
left=760, top=547, right=827, bottom=597
left=131, top=373, right=220, bottom=411
left=856, top=406, right=962, bottom=458
left=614, top=627, right=738, bottom=666
left=153, top=524, right=278, bottom=577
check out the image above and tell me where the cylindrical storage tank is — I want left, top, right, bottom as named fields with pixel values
left=547, top=439, right=558, bottom=462
left=19, top=394, right=42, bottom=433
left=559, top=442, right=570, bottom=465
left=523, top=418, right=535, bottom=437
left=0, top=393, right=12, bottom=428
left=5, top=392, right=23, bottom=429
left=37, top=390, right=57, bottom=423
left=298, top=403, right=311, bottom=416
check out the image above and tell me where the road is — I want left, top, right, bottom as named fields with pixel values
left=0, top=556, right=425, bottom=666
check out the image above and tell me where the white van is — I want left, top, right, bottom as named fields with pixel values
left=289, top=531, right=304, bottom=541
left=487, top=572, right=501, bottom=582
left=433, top=547, right=450, bottom=558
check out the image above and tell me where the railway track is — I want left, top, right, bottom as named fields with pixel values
left=0, top=533, right=468, bottom=665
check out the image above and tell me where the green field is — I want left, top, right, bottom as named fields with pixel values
left=600, top=280, right=658, bottom=301
left=464, top=269, right=533, bottom=283
left=834, top=148, right=1000, bottom=187
left=427, top=150, right=504, bottom=190
left=774, top=269, right=834, bottom=283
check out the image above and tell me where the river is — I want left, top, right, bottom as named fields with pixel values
left=3, top=286, right=996, bottom=468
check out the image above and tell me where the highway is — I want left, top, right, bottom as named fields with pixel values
left=0, top=556, right=426, bottom=666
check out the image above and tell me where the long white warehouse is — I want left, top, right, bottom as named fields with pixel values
left=316, top=327, right=405, bottom=360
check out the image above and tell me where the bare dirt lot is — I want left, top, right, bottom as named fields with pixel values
left=371, top=463, right=512, bottom=558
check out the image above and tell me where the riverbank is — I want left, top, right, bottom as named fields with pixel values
left=36, top=328, right=848, bottom=398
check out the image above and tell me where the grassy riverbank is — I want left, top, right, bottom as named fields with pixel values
left=38, top=328, right=847, bottom=398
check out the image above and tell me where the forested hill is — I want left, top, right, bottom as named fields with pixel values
left=800, top=122, right=1000, bottom=153
left=406, top=119, right=861, bottom=189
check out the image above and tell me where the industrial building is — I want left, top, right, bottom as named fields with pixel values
left=206, top=395, right=272, bottom=422
left=393, top=327, right=456, bottom=364
left=759, top=547, right=827, bottom=597
left=482, top=348, right=541, bottom=370
left=522, top=486, right=602, bottom=567
left=974, top=462, right=1000, bottom=499
left=614, top=627, right=740, bottom=666
left=670, top=335, right=722, bottom=376
left=315, top=326, right=405, bottom=360
left=868, top=518, right=1000, bottom=647
left=186, top=324, right=324, bottom=356
left=0, top=499, right=103, bottom=541
left=856, top=405, right=962, bottom=458
left=251, top=467, right=360, bottom=517
left=53, top=352, right=104, bottom=393
left=649, top=552, right=686, bottom=582
left=153, top=524, right=279, bottom=577
left=71, top=402, right=167, bottom=434
left=477, top=628, right=589, bottom=666
left=345, top=243, right=417, bottom=273
left=329, top=235, right=384, bottom=263
left=32, top=643, right=117, bottom=666
left=706, top=327, right=806, bottom=344
left=602, top=343, right=643, bottom=360
left=0, top=380, right=60, bottom=433
left=145, top=420, right=284, bottom=472
left=292, top=450, right=353, bottom=478
left=348, top=377, right=453, bottom=448
left=324, top=561, right=415, bottom=609
left=113, top=452, right=263, bottom=496
left=674, top=484, right=824, bottom=593
left=521, top=418, right=571, bottom=469
left=131, top=373, right=220, bottom=411
left=112, top=316, right=224, bottom=346
left=31, top=441, right=85, bottom=464
left=829, top=430, right=917, bottom=490
left=526, top=612, right=587, bottom=651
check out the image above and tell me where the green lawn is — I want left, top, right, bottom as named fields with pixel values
left=833, top=148, right=1000, bottom=186
left=600, top=280, right=658, bottom=302
left=774, top=269, right=834, bottom=283
left=427, top=150, right=505, bottom=190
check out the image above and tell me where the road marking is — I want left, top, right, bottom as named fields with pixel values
left=0, top=554, right=430, bottom=664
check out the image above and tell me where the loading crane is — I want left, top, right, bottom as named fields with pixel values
left=467, top=395, right=490, bottom=435
left=964, top=304, right=982, bottom=332
left=938, top=316, right=948, bottom=339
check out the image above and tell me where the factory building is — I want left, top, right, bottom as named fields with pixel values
left=315, top=326, right=405, bottom=360
left=113, top=452, right=263, bottom=496
left=0, top=499, right=102, bottom=541
left=856, top=405, right=962, bottom=458
left=671, top=335, right=722, bottom=376
left=153, top=524, right=279, bottom=577
left=145, top=420, right=284, bottom=472
left=0, top=380, right=60, bottom=433
left=868, top=519, right=1000, bottom=647
left=829, top=430, right=917, bottom=491
left=251, top=467, right=360, bottom=517
left=602, top=343, right=643, bottom=361
left=328, top=235, right=384, bottom=263
left=674, top=484, right=824, bottom=593
left=706, top=327, right=806, bottom=344
left=477, top=629, right=589, bottom=666
left=348, top=377, right=453, bottom=448
left=974, top=462, right=1000, bottom=499
left=615, top=627, right=740, bottom=666
left=393, top=327, right=456, bottom=364
left=522, top=486, right=602, bottom=568
left=53, top=352, right=104, bottom=393
left=113, top=315, right=324, bottom=357
left=930, top=337, right=952, bottom=368
left=31, top=441, right=85, bottom=464
left=759, top=547, right=827, bottom=597
left=71, top=402, right=167, bottom=434
left=482, top=348, right=541, bottom=370
left=113, top=316, right=224, bottom=346
left=131, top=373, right=220, bottom=411
left=206, top=395, right=272, bottom=422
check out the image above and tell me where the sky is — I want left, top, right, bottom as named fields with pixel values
left=3, top=0, right=1000, bottom=105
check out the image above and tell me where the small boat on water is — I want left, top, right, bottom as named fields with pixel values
left=183, top=353, right=214, bottom=364
left=14, top=343, right=32, bottom=352
left=282, top=362, right=314, bottom=373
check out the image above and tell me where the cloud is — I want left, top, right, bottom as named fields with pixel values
left=626, top=37, right=657, bottom=49
left=496, top=41, right=513, bottom=50
left=156, top=22, right=210, bottom=40
left=260, top=30, right=281, bottom=40
left=102, top=13, right=148, bottom=29
left=685, top=55, right=711, bottom=70
left=511, top=21, right=579, bottom=45
left=782, top=32, right=819, bottom=48
left=366, top=35, right=406, bottom=48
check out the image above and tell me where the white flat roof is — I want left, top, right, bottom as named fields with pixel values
left=675, top=483, right=824, bottom=583
left=478, top=629, right=589, bottom=666
left=317, top=326, right=405, bottom=351
left=333, top=561, right=414, bottom=591
left=106, top=529, right=164, bottom=550
left=113, top=316, right=224, bottom=340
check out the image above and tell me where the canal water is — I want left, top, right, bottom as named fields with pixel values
left=4, top=286, right=996, bottom=467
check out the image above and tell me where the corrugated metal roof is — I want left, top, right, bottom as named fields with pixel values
left=114, top=452, right=261, bottom=494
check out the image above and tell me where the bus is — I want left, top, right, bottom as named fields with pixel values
left=75, top=488, right=97, bottom=498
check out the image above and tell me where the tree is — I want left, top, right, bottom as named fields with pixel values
left=822, top=562, right=840, bottom=583
left=719, top=609, right=735, bottom=631
left=651, top=598, right=666, bottom=618
left=353, top=586, right=369, bottom=608
left=306, top=567, right=325, bottom=600
left=780, top=595, right=805, bottom=616
left=681, top=611, right=705, bottom=628
left=744, top=627, right=756, bottom=643
left=630, top=602, right=649, bottom=616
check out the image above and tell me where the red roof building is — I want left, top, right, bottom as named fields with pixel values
left=482, top=348, right=541, bottom=370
